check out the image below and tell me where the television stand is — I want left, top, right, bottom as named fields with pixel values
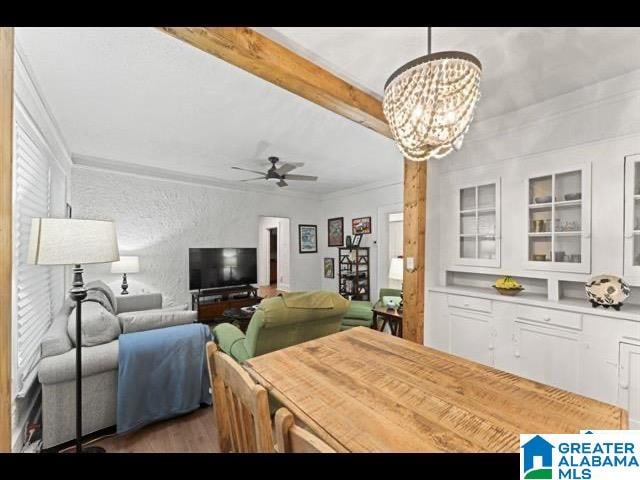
left=191, top=285, right=261, bottom=324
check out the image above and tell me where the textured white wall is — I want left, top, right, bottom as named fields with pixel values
left=319, top=183, right=403, bottom=302
left=71, top=167, right=322, bottom=306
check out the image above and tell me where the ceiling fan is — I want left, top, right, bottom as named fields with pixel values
left=232, top=156, right=318, bottom=188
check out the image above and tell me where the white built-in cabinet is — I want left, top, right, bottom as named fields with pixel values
left=624, top=154, right=640, bottom=281
left=427, top=291, right=640, bottom=429
left=457, top=179, right=501, bottom=267
left=525, top=163, right=591, bottom=273
left=449, top=311, right=495, bottom=365
left=619, top=342, right=640, bottom=429
left=511, top=320, right=581, bottom=393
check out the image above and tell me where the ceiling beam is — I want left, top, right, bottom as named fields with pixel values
left=158, top=27, right=392, bottom=139
left=160, top=27, right=426, bottom=345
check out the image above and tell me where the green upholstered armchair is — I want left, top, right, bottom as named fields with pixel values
left=213, top=291, right=350, bottom=363
left=340, top=288, right=402, bottom=331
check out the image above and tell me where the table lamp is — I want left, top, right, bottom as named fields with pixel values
left=28, top=218, right=119, bottom=453
left=389, top=257, right=404, bottom=312
left=110, top=255, right=139, bottom=295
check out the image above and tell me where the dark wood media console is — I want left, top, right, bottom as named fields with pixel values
left=191, top=285, right=262, bottom=323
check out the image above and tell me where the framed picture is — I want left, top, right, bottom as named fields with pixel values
left=352, top=216, right=372, bottom=235
left=298, top=224, right=318, bottom=253
left=65, top=203, right=72, bottom=219
left=327, top=217, right=344, bottom=247
left=352, top=234, right=362, bottom=247
left=324, top=258, right=335, bottom=278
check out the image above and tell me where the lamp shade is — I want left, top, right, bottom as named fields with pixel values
left=28, top=218, right=119, bottom=266
left=389, top=257, right=404, bottom=281
left=110, top=255, right=139, bottom=274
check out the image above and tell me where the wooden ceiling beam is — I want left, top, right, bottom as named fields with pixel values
left=158, top=27, right=392, bottom=139
left=160, top=27, right=426, bottom=345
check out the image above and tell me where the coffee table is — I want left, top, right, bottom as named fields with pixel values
left=372, top=304, right=403, bottom=337
left=222, top=307, right=254, bottom=333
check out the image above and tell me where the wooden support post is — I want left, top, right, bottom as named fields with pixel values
left=402, top=158, right=426, bottom=344
left=0, top=27, right=14, bottom=453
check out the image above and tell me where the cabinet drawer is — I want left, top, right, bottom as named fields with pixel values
left=447, top=295, right=492, bottom=313
left=515, top=305, right=582, bottom=330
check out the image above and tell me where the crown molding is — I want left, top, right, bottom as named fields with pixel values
left=71, top=154, right=325, bottom=200
left=466, top=67, right=640, bottom=145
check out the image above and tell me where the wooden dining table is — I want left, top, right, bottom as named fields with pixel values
left=243, top=327, right=628, bottom=452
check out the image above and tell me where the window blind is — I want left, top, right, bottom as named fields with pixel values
left=14, top=121, right=53, bottom=397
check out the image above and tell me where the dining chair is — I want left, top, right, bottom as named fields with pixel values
left=274, top=407, right=335, bottom=453
left=206, top=341, right=274, bottom=453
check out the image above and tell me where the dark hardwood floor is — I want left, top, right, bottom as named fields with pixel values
left=87, top=407, right=220, bottom=453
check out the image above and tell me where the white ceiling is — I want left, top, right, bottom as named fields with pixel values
left=266, top=27, right=640, bottom=121
left=16, top=27, right=640, bottom=195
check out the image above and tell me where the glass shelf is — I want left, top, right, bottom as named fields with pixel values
left=457, top=181, right=500, bottom=266
left=527, top=168, right=587, bottom=271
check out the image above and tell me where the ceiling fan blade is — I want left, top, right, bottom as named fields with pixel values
left=283, top=174, right=318, bottom=181
left=232, top=166, right=267, bottom=176
left=240, top=177, right=265, bottom=182
left=277, top=179, right=288, bottom=188
left=274, top=163, right=300, bottom=175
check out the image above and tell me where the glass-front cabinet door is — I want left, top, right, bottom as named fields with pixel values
left=525, top=164, right=591, bottom=273
left=457, top=179, right=501, bottom=267
left=624, top=154, right=640, bottom=280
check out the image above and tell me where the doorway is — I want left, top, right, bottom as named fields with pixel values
left=377, top=203, right=404, bottom=295
left=269, top=228, right=277, bottom=287
left=257, top=216, right=291, bottom=292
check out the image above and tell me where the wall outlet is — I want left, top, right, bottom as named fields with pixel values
left=405, top=257, right=415, bottom=272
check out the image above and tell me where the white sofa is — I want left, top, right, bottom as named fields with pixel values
left=38, top=281, right=196, bottom=449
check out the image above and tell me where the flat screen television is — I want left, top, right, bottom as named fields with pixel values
left=189, top=248, right=257, bottom=290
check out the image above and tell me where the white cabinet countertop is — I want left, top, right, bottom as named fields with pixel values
left=429, top=285, right=640, bottom=322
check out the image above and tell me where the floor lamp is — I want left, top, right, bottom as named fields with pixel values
left=28, top=218, right=119, bottom=453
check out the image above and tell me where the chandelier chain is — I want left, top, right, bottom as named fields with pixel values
left=427, top=26, right=432, bottom=55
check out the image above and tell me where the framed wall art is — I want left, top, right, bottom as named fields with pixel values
left=298, top=224, right=318, bottom=253
left=352, top=216, right=372, bottom=235
left=324, top=258, right=335, bottom=278
left=328, top=217, right=344, bottom=247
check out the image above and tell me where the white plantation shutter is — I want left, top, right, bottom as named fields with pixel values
left=14, top=120, right=53, bottom=396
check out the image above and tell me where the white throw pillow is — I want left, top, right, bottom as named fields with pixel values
left=67, top=301, right=121, bottom=347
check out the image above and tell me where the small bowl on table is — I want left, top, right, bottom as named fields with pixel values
left=492, top=285, right=524, bottom=296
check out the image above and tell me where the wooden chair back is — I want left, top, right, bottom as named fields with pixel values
left=206, top=341, right=274, bottom=452
left=274, top=407, right=335, bottom=453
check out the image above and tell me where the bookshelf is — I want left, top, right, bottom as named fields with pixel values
left=338, top=247, right=370, bottom=301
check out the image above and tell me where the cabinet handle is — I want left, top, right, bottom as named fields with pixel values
left=625, top=233, right=634, bottom=239
left=514, top=350, right=520, bottom=358
left=543, top=315, right=551, bottom=321
left=583, top=233, right=591, bottom=239
left=620, top=382, right=629, bottom=390
left=463, top=302, right=470, bottom=307
left=488, top=344, right=494, bottom=351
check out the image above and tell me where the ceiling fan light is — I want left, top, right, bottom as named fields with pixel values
left=382, top=51, right=482, bottom=162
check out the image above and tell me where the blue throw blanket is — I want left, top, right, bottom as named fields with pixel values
left=117, top=323, right=212, bottom=434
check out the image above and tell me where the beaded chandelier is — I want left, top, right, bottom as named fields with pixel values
left=382, top=28, right=482, bottom=162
